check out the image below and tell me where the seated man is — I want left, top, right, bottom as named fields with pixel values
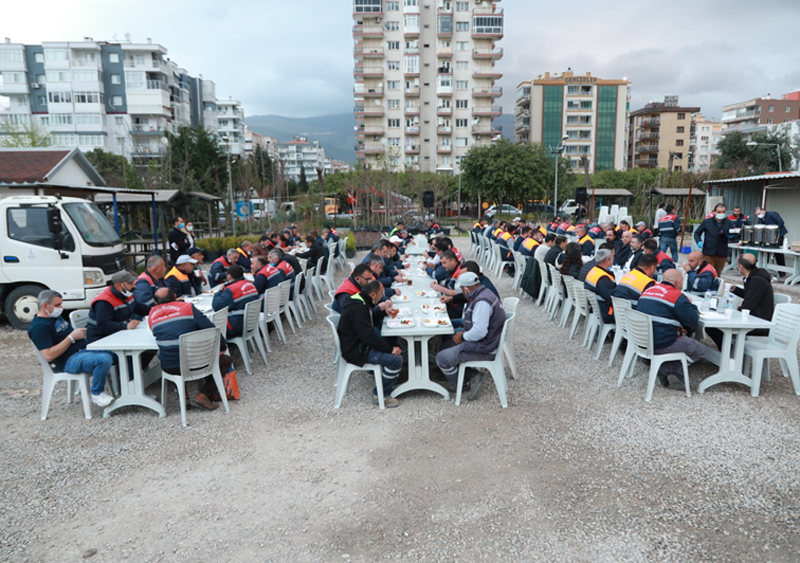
left=637, top=269, right=706, bottom=390
left=613, top=254, right=657, bottom=306
left=496, top=223, right=517, bottom=262
left=295, top=234, right=327, bottom=274
left=187, top=246, right=208, bottom=291
left=337, top=280, right=403, bottom=408
left=234, top=241, right=253, bottom=270
left=642, top=238, right=675, bottom=272
left=574, top=225, right=595, bottom=257
left=584, top=248, right=616, bottom=324
left=165, top=255, right=199, bottom=298
left=133, top=255, right=166, bottom=313
left=250, top=235, right=272, bottom=259
left=29, top=289, right=115, bottom=407
left=332, top=263, right=376, bottom=314
left=270, top=249, right=299, bottom=297
left=472, top=217, right=487, bottom=233
left=706, top=253, right=773, bottom=350
left=627, top=234, right=645, bottom=270
left=322, top=227, right=341, bottom=257
left=683, top=250, right=721, bottom=293
left=435, top=272, right=506, bottom=400
left=209, top=248, right=240, bottom=288
left=426, top=239, right=455, bottom=281
left=513, top=226, right=531, bottom=252
left=441, top=260, right=499, bottom=303
left=212, top=265, right=260, bottom=338
left=149, top=288, right=232, bottom=411
left=389, top=221, right=404, bottom=238
left=87, top=271, right=148, bottom=343
left=429, top=250, right=466, bottom=321
left=252, top=255, right=285, bottom=295
left=426, top=219, right=442, bottom=237
left=635, top=221, right=653, bottom=238
left=579, top=242, right=615, bottom=282
left=614, top=231, right=633, bottom=267
left=545, top=236, right=568, bottom=266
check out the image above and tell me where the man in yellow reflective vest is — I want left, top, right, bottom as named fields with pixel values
left=584, top=248, right=616, bottom=323
left=575, top=225, right=595, bottom=257
left=612, top=254, right=657, bottom=306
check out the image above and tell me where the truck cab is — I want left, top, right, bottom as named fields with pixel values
left=0, top=195, right=125, bottom=328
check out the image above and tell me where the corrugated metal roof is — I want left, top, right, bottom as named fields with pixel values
left=703, top=172, right=800, bottom=184
left=653, top=187, right=706, bottom=196
left=591, top=188, right=634, bottom=197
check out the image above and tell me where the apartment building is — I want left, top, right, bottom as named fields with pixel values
left=721, top=94, right=800, bottom=136
left=689, top=113, right=722, bottom=172
left=516, top=71, right=631, bottom=173
left=0, top=37, right=244, bottom=161
left=352, top=0, right=504, bottom=174
left=278, top=136, right=329, bottom=183
left=628, top=96, right=700, bottom=171
left=217, top=97, right=245, bottom=156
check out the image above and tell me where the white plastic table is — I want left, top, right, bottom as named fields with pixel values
left=727, top=245, right=800, bottom=284
left=405, top=244, right=427, bottom=256
left=687, top=294, right=774, bottom=394
left=381, top=262, right=454, bottom=399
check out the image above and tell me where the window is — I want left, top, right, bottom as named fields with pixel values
left=405, top=15, right=419, bottom=28
left=36, top=74, right=46, bottom=84
left=456, top=118, right=468, bottom=127
left=700, top=136, right=709, bottom=142
left=388, top=99, right=400, bottom=109
left=566, top=115, right=578, bottom=125
left=579, top=145, right=591, bottom=154
left=388, top=137, right=400, bottom=146
left=50, top=133, right=77, bottom=146
left=455, top=137, right=468, bottom=146
left=72, top=70, right=102, bottom=82
left=579, top=115, right=592, bottom=125
left=456, top=1, right=468, bottom=10
left=48, top=113, right=74, bottom=125
left=387, top=80, right=400, bottom=90
left=354, top=0, right=382, bottom=13
left=111, top=74, right=121, bottom=84
left=79, top=134, right=104, bottom=146
left=73, top=91, right=103, bottom=104
left=404, top=56, right=419, bottom=73
left=63, top=202, right=120, bottom=246
left=566, top=130, right=578, bottom=140
left=472, top=16, right=503, bottom=34
left=7, top=207, right=73, bottom=251
left=387, top=41, right=400, bottom=50
left=564, top=145, right=577, bottom=154
left=455, top=80, right=468, bottom=90
left=676, top=139, right=684, bottom=146
left=0, top=50, right=24, bottom=63
left=580, top=100, right=592, bottom=110
left=388, top=118, right=401, bottom=128
left=579, top=130, right=591, bottom=140
left=46, top=70, right=71, bottom=82
left=111, top=95, right=123, bottom=106
left=37, top=96, right=47, bottom=106
left=48, top=91, right=72, bottom=103
left=388, top=60, right=400, bottom=70
left=404, top=0, right=418, bottom=6
left=786, top=105, right=792, bottom=113
left=455, top=60, right=468, bottom=71
left=115, top=116, right=125, bottom=126
left=44, top=48, right=68, bottom=61
left=441, top=137, right=451, bottom=147
left=437, top=75, right=451, bottom=88
left=768, top=105, right=774, bottom=112
left=677, top=113, right=685, bottom=120
left=456, top=21, right=469, bottom=31
left=2, top=72, right=25, bottom=83
left=455, top=99, right=468, bottom=109
left=76, top=113, right=102, bottom=125
left=125, top=71, right=145, bottom=89
left=405, top=99, right=416, bottom=109
left=406, top=118, right=417, bottom=127
left=455, top=41, right=469, bottom=51
left=0, top=114, right=30, bottom=126
left=109, top=53, right=119, bottom=63
left=387, top=1, right=400, bottom=10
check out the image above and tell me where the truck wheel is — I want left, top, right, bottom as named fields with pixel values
left=5, top=285, right=45, bottom=330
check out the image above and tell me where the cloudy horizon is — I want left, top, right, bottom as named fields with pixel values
left=5, top=0, right=800, bottom=122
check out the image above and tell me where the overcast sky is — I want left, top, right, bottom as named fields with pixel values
left=6, top=0, right=800, bottom=121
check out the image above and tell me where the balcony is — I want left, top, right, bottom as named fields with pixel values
left=472, top=106, right=502, bottom=117
left=516, top=93, right=530, bottom=107
left=634, top=157, right=659, bottom=167
left=636, top=144, right=659, bottom=153
left=472, top=25, right=504, bottom=39
left=437, top=66, right=452, bottom=75
left=437, top=125, right=452, bottom=134
left=352, top=25, right=385, bottom=38
left=130, top=126, right=166, bottom=135
left=361, top=125, right=385, bottom=136
left=637, top=132, right=660, bottom=140
left=437, top=145, right=453, bottom=154
left=357, top=66, right=384, bottom=78
left=361, top=87, right=384, bottom=97
left=404, top=107, right=420, bottom=116
left=352, top=5, right=382, bottom=16
left=472, top=48, right=503, bottom=60
left=472, top=87, right=503, bottom=97
left=405, top=145, right=420, bottom=154
left=354, top=106, right=385, bottom=117
left=640, top=118, right=661, bottom=127
left=404, top=26, right=421, bottom=38
left=405, top=87, right=420, bottom=96
left=437, top=106, right=453, bottom=116
left=405, top=126, right=420, bottom=135
left=515, top=119, right=529, bottom=132
left=472, top=125, right=502, bottom=136
left=354, top=47, right=384, bottom=58
left=472, top=68, right=503, bottom=79
left=404, top=68, right=420, bottom=77
left=364, top=146, right=385, bottom=155
left=436, top=87, right=453, bottom=97
left=438, top=48, right=453, bottom=58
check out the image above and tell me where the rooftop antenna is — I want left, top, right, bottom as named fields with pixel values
left=124, top=33, right=131, bottom=43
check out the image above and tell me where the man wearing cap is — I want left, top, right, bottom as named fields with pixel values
left=87, top=271, right=150, bottom=343
left=436, top=271, right=506, bottom=400
left=212, top=265, right=260, bottom=338
left=165, top=255, right=200, bottom=298
left=133, top=255, right=166, bottom=313
left=635, top=221, right=652, bottom=239
left=210, top=249, right=240, bottom=288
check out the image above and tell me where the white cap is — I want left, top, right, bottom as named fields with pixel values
left=454, top=271, right=480, bottom=289
left=513, top=216, right=522, bottom=221
left=389, top=235, right=403, bottom=244
left=175, top=255, right=198, bottom=265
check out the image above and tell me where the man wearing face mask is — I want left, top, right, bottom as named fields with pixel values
left=164, top=255, right=200, bottom=298
left=694, top=203, right=733, bottom=278
left=168, top=216, right=190, bottom=264
left=29, top=289, right=116, bottom=407
left=86, top=271, right=150, bottom=344
left=755, top=206, right=788, bottom=269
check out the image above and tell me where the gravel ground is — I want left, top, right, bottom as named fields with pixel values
left=2, top=237, right=800, bottom=562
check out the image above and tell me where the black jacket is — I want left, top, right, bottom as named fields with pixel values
left=168, top=228, right=189, bottom=264
left=614, top=243, right=632, bottom=267
left=544, top=245, right=562, bottom=266
left=695, top=217, right=733, bottom=257
left=734, top=268, right=774, bottom=323
left=338, top=291, right=393, bottom=366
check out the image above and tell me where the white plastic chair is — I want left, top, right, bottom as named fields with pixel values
left=287, top=272, right=305, bottom=327
left=774, top=293, right=792, bottom=305
left=621, top=309, right=690, bottom=402
left=277, top=279, right=297, bottom=336
left=454, top=311, right=514, bottom=408
left=326, top=243, right=338, bottom=274
left=303, top=266, right=318, bottom=316
left=259, top=286, right=283, bottom=351
left=502, top=297, right=519, bottom=379
left=547, top=265, right=565, bottom=321
left=491, top=243, right=505, bottom=278
left=586, top=292, right=616, bottom=360
left=570, top=280, right=591, bottom=343
left=511, top=251, right=526, bottom=292
left=743, top=303, right=800, bottom=397
left=227, top=299, right=267, bottom=375
left=328, top=315, right=386, bottom=410
left=536, top=259, right=550, bottom=306
left=160, top=327, right=230, bottom=427
left=608, top=297, right=632, bottom=367
left=326, top=313, right=342, bottom=376
left=69, top=308, right=120, bottom=396
left=559, top=271, right=576, bottom=328
left=35, top=345, right=93, bottom=420
left=469, top=232, right=478, bottom=257
left=210, top=306, right=228, bottom=340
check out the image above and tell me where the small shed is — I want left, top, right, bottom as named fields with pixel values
left=588, top=188, right=635, bottom=207
left=652, top=186, right=707, bottom=222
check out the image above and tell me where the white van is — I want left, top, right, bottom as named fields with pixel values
left=559, top=199, right=580, bottom=216
left=0, top=195, right=125, bottom=328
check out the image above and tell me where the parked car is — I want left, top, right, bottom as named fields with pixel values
left=523, top=203, right=555, bottom=215
left=485, top=204, right=522, bottom=218
left=559, top=199, right=580, bottom=216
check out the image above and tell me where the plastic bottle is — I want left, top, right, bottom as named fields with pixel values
left=725, top=293, right=736, bottom=316
left=701, top=290, right=712, bottom=312
left=657, top=271, right=663, bottom=284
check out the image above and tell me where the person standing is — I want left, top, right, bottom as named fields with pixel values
left=657, top=205, right=681, bottom=262
left=727, top=206, right=748, bottom=245
left=183, top=221, right=196, bottom=248
left=29, top=290, right=115, bottom=407
left=694, top=203, right=733, bottom=277
left=168, top=216, right=190, bottom=264
left=755, top=206, right=788, bottom=268
left=654, top=202, right=667, bottom=232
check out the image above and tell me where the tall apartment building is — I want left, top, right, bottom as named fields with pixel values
left=352, top=0, right=504, bottom=174
left=0, top=37, right=245, bottom=161
left=515, top=71, right=630, bottom=172
left=689, top=113, right=722, bottom=172
left=217, top=97, right=245, bottom=156
left=721, top=94, right=800, bottom=136
left=278, top=136, right=329, bottom=183
left=628, top=96, right=700, bottom=171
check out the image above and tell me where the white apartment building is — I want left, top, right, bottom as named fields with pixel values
left=278, top=136, right=329, bottom=183
left=689, top=113, right=722, bottom=172
left=218, top=97, right=245, bottom=156
left=352, top=0, right=504, bottom=174
left=0, top=37, right=244, bottom=162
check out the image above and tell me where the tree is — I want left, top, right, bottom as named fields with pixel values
left=298, top=166, right=309, bottom=193
left=164, top=126, right=229, bottom=195
left=84, top=149, right=144, bottom=190
left=715, top=130, right=794, bottom=175
left=0, top=122, right=51, bottom=147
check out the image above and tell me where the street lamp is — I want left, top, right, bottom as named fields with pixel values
left=549, top=135, right=569, bottom=213
left=746, top=141, right=783, bottom=172
left=221, top=135, right=238, bottom=236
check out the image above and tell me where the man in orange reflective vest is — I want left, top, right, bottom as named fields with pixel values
left=165, top=255, right=199, bottom=298
left=612, top=253, right=657, bottom=306
left=584, top=249, right=616, bottom=323
left=575, top=225, right=595, bottom=256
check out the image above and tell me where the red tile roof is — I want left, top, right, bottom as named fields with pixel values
left=0, top=150, right=71, bottom=184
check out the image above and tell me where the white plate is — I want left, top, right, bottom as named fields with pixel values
left=394, top=295, right=410, bottom=302
left=423, top=317, right=451, bottom=328
left=387, top=319, right=415, bottom=328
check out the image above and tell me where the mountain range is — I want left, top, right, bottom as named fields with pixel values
left=245, top=113, right=514, bottom=164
